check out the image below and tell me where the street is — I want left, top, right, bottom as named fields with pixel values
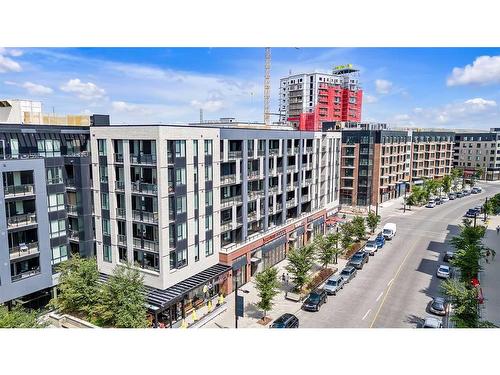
left=297, top=182, right=500, bottom=328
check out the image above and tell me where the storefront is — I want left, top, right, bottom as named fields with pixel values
left=250, top=248, right=263, bottom=277
left=261, top=235, right=287, bottom=270
left=232, top=255, right=248, bottom=291
left=288, top=224, right=306, bottom=250
left=311, top=216, right=325, bottom=238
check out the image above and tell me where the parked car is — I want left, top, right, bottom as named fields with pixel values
left=323, top=275, right=345, bottom=295
left=382, top=223, right=397, bottom=240
left=448, top=193, right=456, bottom=200
left=270, top=313, right=299, bottom=328
left=465, top=208, right=479, bottom=218
left=429, top=297, right=447, bottom=316
left=375, top=232, right=385, bottom=248
left=340, top=266, right=357, bottom=283
left=471, top=187, right=480, bottom=194
left=462, top=189, right=470, bottom=196
left=435, top=198, right=443, bottom=205
left=426, top=200, right=436, bottom=208
left=474, top=205, right=483, bottom=213
left=421, top=316, right=443, bottom=328
left=349, top=251, right=369, bottom=269
left=436, top=265, right=451, bottom=279
left=476, top=187, right=483, bottom=193
left=441, top=196, right=449, bottom=202
left=443, top=251, right=455, bottom=263
left=364, top=240, right=378, bottom=256
left=456, top=191, right=464, bottom=198
left=302, top=289, right=328, bottom=312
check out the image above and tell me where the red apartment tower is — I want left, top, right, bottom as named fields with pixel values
left=279, top=65, right=363, bottom=131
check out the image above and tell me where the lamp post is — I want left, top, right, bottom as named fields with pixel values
left=484, top=197, right=489, bottom=222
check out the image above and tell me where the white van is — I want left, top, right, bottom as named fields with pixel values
left=382, top=223, right=397, bottom=240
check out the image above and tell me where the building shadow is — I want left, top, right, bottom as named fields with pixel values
left=405, top=313, right=424, bottom=328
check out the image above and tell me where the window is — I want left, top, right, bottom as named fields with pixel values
left=204, top=140, right=213, bottom=156
left=51, top=245, right=68, bottom=265
left=97, top=139, right=107, bottom=156
left=136, top=250, right=159, bottom=272
left=37, top=139, right=61, bottom=157
left=118, top=247, right=128, bottom=263
left=101, top=193, right=109, bottom=210
left=10, top=139, right=19, bottom=158
left=205, top=215, right=213, bottom=231
left=99, top=166, right=108, bottom=183
left=194, top=193, right=199, bottom=210
left=176, top=248, right=187, bottom=268
left=177, top=222, right=187, bottom=241
left=205, top=190, right=213, bottom=206
left=175, top=140, right=186, bottom=157
left=48, top=193, right=64, bottom=212
left=205, top=239, right=213, bottom=256
left=102, top=218, right=111, bottom=236
left=205, top=165, right=213, bottom=181
left=195, top=218, right=199, bottom=235
left=50, top=219, right=66, bottom=239
left=194, top=243, right=199, bottom=262
left=103, top=245, right=112, bottom=263
left=176, top=196, right=187, bottom=214
left=47, top=167, right=63, bottom=184
left=176, top=167, right=186, bottom=185
left=193, top=140, right=198, bottom=157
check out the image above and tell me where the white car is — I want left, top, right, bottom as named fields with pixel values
left=363, top=240, right=378, bottom=256
left=422, top=316, right=443, bottom=328
left=436, top=265, right=451, bottom=279
left=426, top=201, right=436, bottom=208
left=441, top=196, right=449, bottom=202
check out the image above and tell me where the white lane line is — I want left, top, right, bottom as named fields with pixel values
left=362, top=309, right=372, bottom=320
left=376, top=292, right=384, bottom=302
left=387, top=278, right=394, bottom=286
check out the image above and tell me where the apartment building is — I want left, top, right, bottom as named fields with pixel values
left=453, top=129, right=500, bottom=181
left=410, top=131, right=454, bottom=183
left=91, top=122, right=341, bottom=327
left=335, top=128, right=411, bottom=207
left=0, top=121, right=97, bottom=306
left=279, top=65, right=363, bottom=131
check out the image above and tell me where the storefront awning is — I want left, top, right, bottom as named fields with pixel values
left=98, top=263, right=231, bottom=313
left=250, top=257, right=261, bottom=264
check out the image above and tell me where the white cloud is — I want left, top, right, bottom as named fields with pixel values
left=112, top=101, right=139, bottom=112
left=447, top=56, right=500, bottom=86
left=0, top=48, right=22, bottom=73
left=394, top=114, right=410, bottom=121
left=364, top=94, right=378, bottom=103
left=4, top=80, right=53, bottom=95
left=375, top=79, right=393, bottom=94
left=463, top=97, right=496, bottom=109
left=60, top=78, right=106, bottom=100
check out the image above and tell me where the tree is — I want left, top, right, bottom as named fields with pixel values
left=314, top=234, right=335, bottom=269
left=366, top=212, right=381, bottom=234
left=93, top=263, right=149, bottom=328
left=0, top=305, right=46, bottom=328
left=325, top=231, right=343, bottom=264
left=441, top=175, right=452, bottom=194
left=285, top=244, right=315, bottom=292
left=441, top=279, right=479, bottom=328
left=340, top=222, right=354, bottom=250
left=254, top=267, right=280, bottom=319
left=351, top=216, right=366, bottom=240
left=49, top=255, right=100, bottom=317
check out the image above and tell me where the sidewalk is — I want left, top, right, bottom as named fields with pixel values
left=479, top=214, right=500, bottom=326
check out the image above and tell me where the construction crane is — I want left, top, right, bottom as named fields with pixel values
left=264, top=47, right=271, bottom=125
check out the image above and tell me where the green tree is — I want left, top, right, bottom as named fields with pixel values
left=441, top=279, right=479, bottom=328
left=254, top=267, right=280, bottom=319
left=351, top=216, right=366, bottom=240
left=366, top=212, right=381, bottom=234
left=49, top=255, right=100, bottom=317
left=0, top=305, right=46, bottom=328
left=325, top=231, right=343, bottom=264
left=93, top=263, right=149, bottom=328
left=340, top=222, right=354, bottom=250
left=285, top=244, right=315, bottom=292
left=441, top=175, right=452, bottom=194
left=314, top=234, right=335, bottom=269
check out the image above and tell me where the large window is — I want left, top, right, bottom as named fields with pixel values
left=48, top=193, right=64, bottom=212
left=177, top=222, right=187, bottom=241
left=50, top=219, right=66, bottom=239
left=205, top=190, right=213, bottom=206
left=51, top=245, right=68, bottom=265
left=176, top=248, right=187, bottom=268
left=205, top=215, right=213, bottom=231
left=176, top=196, right=186, bottom=214
left=134, top=250, right=159, bottom=272
left=102, top=218, right=111, bottom=236
left=46, top=167, right=63, bottom=184
left=204, top=140, right=213, bottom=156
left=195, top=218, right=199, bottom=235
left=99, top=166, right=108, bottom=183
left=205, top=239, right=213, bottom=256
left=10, top=139, right=19, bottom=158
left=103, top=245, right=112, bottom=263
left=176, top=167, right=186, bottom=185
left=101, top=193, right=109, bottom=210
left=175, top=140, right=186, bottom=157
left=193, top=140, right=198, bottom=157
left=97, top=139, right=107, bottom=156
left=37, top=139, right=61, bottom=157
left=205, top=165, right=213, bottom=181
left=194, top=193, right=199, bottom=210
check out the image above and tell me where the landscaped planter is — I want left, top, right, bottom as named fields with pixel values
left=285, top=267, right=338, bottom=302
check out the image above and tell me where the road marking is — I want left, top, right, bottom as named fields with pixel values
left=376, top=292, right=384, bottom=302
left=362, top=309, right=371, bottom=320
left=387, top=278, right=394, bottom=286
left=370, top=241, right=417, bottom=328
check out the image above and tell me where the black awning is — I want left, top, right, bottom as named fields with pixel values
left=99, top=263, right=231, bottom=313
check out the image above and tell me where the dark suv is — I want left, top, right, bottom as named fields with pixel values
left=348, top=251, right=369, bottom=270
left=340, top=266, right=357, bottom=283
left=302, top=289, right=328, bottom=312
left=270, top=313, right=299, bottom=328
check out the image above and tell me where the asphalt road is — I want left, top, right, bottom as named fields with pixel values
left=297, top=182, right=500, bottom=328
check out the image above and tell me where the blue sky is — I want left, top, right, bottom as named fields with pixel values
left=1, top=47, right=500, bottom=128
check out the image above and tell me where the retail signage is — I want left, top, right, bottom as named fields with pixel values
left=263, top=229, right=287, bottom=243
left=334, top=64, right=353, bottom=70
left=236, top=295, right=244, bottom=317
left=294, top=221, right=304, bottom=229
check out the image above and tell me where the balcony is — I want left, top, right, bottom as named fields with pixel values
left=287, top=165, right=296, bottom=172
left=276, top=166, right=284, bottom=174
left=286, top=199, right=296, bottom=208
left=228, top=151, right=243, bottom=159
left=220, top=221, right=233, bottom=232
left=66, top=205, right=78, bottom=215
left=248, top=211, right=258, bottom=222
left=269, top=148, right=280, bottom=156
left=115, top=153, right=124, bottom=163
left=269, top=185, right=280, bottom=194
left=117, top=234, right=127, bottom=246
left=4, top=184, right=35, bottom=198
left=286, top=148, right=294, bottom=156
left=9, top=242, right=39, bottom=260
left=115, top=181, right=125, bottom=191
left=68, top=230, right=79, bottom=241
left=248, top=170, right=260, bottom=180
left=116, top=207, right=126, bottom=218
left=132, top=210, right=158, bottom=224
left=131, top=182, right=158, bottom=195
left=129, top=154, right=157, bottom=165
left=133, top=237, right=159, bottom=253
left=221, top=195, right=243, bottom=208
left=257, top=150, right=265, bottom=157
left=7, top=213, right=37, bottom=229
left=305, top=147, right=313, bottom=153
left=11, top=268, right=41, bottom=282
left=220, top=174, right=237, bottom=185
left=302, top=178, right=312, bottom=186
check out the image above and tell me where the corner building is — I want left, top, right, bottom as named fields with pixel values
left=91, top=122, right=341, bottom=326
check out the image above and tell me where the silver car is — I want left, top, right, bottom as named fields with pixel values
left=422, top=316, right=443, bottom=328
left=323, top=275, right=345, bottom=295
left=436, top=265, right=451, bottom=279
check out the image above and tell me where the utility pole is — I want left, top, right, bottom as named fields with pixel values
left=474, top=212, right=477, bottom=228
left=484, top=197, right=488, bottom=222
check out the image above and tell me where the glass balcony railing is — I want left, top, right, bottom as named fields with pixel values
left=4, top=184, right=35, bottom=197
left=130, top=154, right=157, bottom=165
left=7, top=213, right=37, bottom=229
left=131, top=182, right=157, bottom=195
left=9, top=242, right=39, bottom=260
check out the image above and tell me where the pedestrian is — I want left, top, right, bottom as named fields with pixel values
left=496, top=225, right=500, bottom=235
left=207, top=281, right=213, bottom=297
left=281, top=273, right=286, bottom=283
